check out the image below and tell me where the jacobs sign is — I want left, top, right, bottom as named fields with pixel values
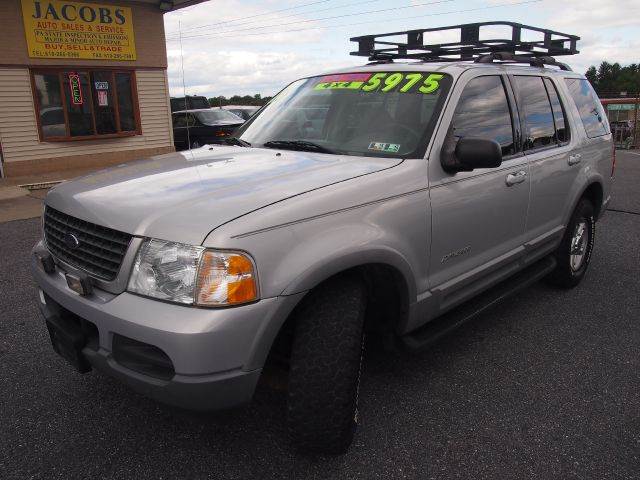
left=21, top=0, right=137, bottom=61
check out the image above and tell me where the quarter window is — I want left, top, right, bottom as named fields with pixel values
left=172, top=113, right=197, bottom=128
left=564, top=78, right=609, bottom=138
left=32, top=69, right=140, bottom=141
left=514, top=76, right=556, bottom=151
left=543, top=78, right=569, bottom=143
left=451, top=76, right=515, bottom=156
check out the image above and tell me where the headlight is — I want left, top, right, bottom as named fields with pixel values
left=127, top=239, right=258, bottom=307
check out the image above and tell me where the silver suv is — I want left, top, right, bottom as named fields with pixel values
left=32, top=23, right=613, bottom=454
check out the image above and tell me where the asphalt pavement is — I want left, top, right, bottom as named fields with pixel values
left=1, top=152, right=639, bottom=479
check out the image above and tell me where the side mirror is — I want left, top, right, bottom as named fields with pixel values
left=441, top=137, right=503, bottom=172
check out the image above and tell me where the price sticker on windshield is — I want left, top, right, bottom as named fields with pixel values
left=314, top=72, right=444, bottom=94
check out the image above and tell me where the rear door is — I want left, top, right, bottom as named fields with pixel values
left=563, top=78, right=613, bottom=204
left=428, top=72, right=530, bottom=311
left=511, top=75, right=578, bottom=253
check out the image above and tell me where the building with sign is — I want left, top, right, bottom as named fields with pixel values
left=601, top=97, right=639, bottom=149
left=0, top=0, right=204, bottom=178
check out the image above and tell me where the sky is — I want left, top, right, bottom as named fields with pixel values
left=163, top=0, right=640, bottom=99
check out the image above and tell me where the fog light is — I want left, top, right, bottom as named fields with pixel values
left=65, top=273, right=92, bottom=296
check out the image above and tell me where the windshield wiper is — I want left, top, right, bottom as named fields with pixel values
left=223, top=137, right=251, bottom=147
left=262, top=140, right=336, bottom=154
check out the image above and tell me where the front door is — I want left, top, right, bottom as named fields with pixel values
left=428, top=73, right=530, bottom=312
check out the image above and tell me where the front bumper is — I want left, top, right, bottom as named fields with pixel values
left=31, top=241, right=303, bottom=411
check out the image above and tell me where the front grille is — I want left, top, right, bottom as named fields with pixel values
left=44, top=206, right=132, bottom=281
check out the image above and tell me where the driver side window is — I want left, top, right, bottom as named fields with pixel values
left=451, top=76, right=515, bottom=157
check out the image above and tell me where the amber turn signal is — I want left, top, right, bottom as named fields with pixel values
left=196, top=250, right=258, bottom=306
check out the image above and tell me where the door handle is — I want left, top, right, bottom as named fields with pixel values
left=505, top=170, right=527, bottom=186
left=568, top=154, right=582, bottom=165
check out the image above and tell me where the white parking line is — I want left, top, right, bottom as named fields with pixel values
left=624, top=151, right=640, bottom=156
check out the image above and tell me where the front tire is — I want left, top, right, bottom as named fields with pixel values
left=286, top=275, right=367, bottom=454
left=546, top=198, right=595, bottom=288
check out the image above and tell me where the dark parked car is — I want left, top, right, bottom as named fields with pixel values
left=170, top=95, right=210, bottom=112
left=172, top=109, right=244, bottom=150
left=221, top=105, right=259, bottom=121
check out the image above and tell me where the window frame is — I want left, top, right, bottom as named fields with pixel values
left=509, top=74, right=574, bottom=155
left=509, top=74, right=561, bottom=154
left=449, top=74, right=521, bottom=161
left=30, top=67, right=142, bottom=142
left=563, top=77, right=610, bottom=139
left=542, top=77, right=571, bottom=146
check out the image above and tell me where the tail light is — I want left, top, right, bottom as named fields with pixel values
left=611, top=142, right=616, bottom=177
left=214, top=130, right=229, bottom=137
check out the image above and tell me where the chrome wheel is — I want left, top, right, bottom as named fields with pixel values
left=570, top=220, right=589, bottom=272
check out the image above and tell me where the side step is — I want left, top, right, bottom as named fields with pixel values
left=400, top=255, right=557, bottom=352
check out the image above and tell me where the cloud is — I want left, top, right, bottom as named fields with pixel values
left=545, top=0, right=640, bottom=30
left=167, top=49, right=360, bottom=97
left=164, top=0, right=350, bottom=97
left=165, top=0, right=640, bottom=97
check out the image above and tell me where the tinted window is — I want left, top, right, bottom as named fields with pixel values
left=91, top=71, right=117, bottom=135
left=514, top=76, right=556, bottom=151
left=451, top=76, right=515, bottom=156
left=543, top=78, right=569, bottom=143
left=33, top=69, right=139, bottom=139
left=237, top=72, right=451, bottom=158
left=116, top=73, right=137, bottom=132
left=196, top=110, right=243, bottom=124
left=63, top=71, right=94, bottom=137
left=565, top=78, right=608, bottom=138
left=172, top=113, right=196, bottom=128
left=33, top=73, right=66, bottom=139
left=170, top=96, right=209, bottom=111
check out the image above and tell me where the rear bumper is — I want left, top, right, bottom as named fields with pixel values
left=31, top=241, right=304, bottom=411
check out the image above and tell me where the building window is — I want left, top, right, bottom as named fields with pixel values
left=31, top=69, right=140, bottom=141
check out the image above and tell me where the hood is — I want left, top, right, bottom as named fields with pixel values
left=45, top=146, right=402, bottom=245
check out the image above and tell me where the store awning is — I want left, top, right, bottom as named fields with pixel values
left=129, top=0, right=209, bottom=12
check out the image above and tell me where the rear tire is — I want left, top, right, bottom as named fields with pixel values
left=546, top=198, right=595, bottom=288
left=286, top=275, right=367, bottom=454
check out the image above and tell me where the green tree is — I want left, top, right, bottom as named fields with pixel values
left=586, top=61, right=640, bottom=96
left=208, top=94, right=272, bottom=107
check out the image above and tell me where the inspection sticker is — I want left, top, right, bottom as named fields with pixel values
left=368, top=142, right=400, bottom=153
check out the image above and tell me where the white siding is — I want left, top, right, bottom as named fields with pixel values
left=0, top=67, right=173, bottom=163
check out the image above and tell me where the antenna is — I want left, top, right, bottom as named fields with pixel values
left=178, top=19, right=191, bottom=150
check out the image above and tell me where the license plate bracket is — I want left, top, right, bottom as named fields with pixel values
left=45, top=315, right=92, bottom=373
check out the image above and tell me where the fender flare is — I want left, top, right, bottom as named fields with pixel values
left=280, top=246, right=418, bottom=302
left=565, top=176, right=605, bottom=226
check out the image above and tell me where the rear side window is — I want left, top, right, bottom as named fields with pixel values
left=513, top=76, right=556, bottom=151
left=564, top=79, right=609, bottom=138
left=543, top=78, right=569, bottom=143
left=451, top=75, right=515, bottom=156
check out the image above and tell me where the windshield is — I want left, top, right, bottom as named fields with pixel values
left=195, top=110, right=243, bottom=125
left=235, top=71, right=451, bottom=157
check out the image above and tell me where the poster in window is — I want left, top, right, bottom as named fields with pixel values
left=20, top=0, right=137, bottom=61
left=97, top=90, right=108, bottom=107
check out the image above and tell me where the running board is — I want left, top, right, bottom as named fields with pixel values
left=400, top=255, right=557, bottom=352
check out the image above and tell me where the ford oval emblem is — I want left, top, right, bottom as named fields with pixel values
left=64, top=233, right=80, bottom=250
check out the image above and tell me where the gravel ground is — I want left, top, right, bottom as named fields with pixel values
left=0, top=152, right=638, bottom=479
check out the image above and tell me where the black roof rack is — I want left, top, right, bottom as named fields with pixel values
left=350, top=21, right=579, bottom=71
